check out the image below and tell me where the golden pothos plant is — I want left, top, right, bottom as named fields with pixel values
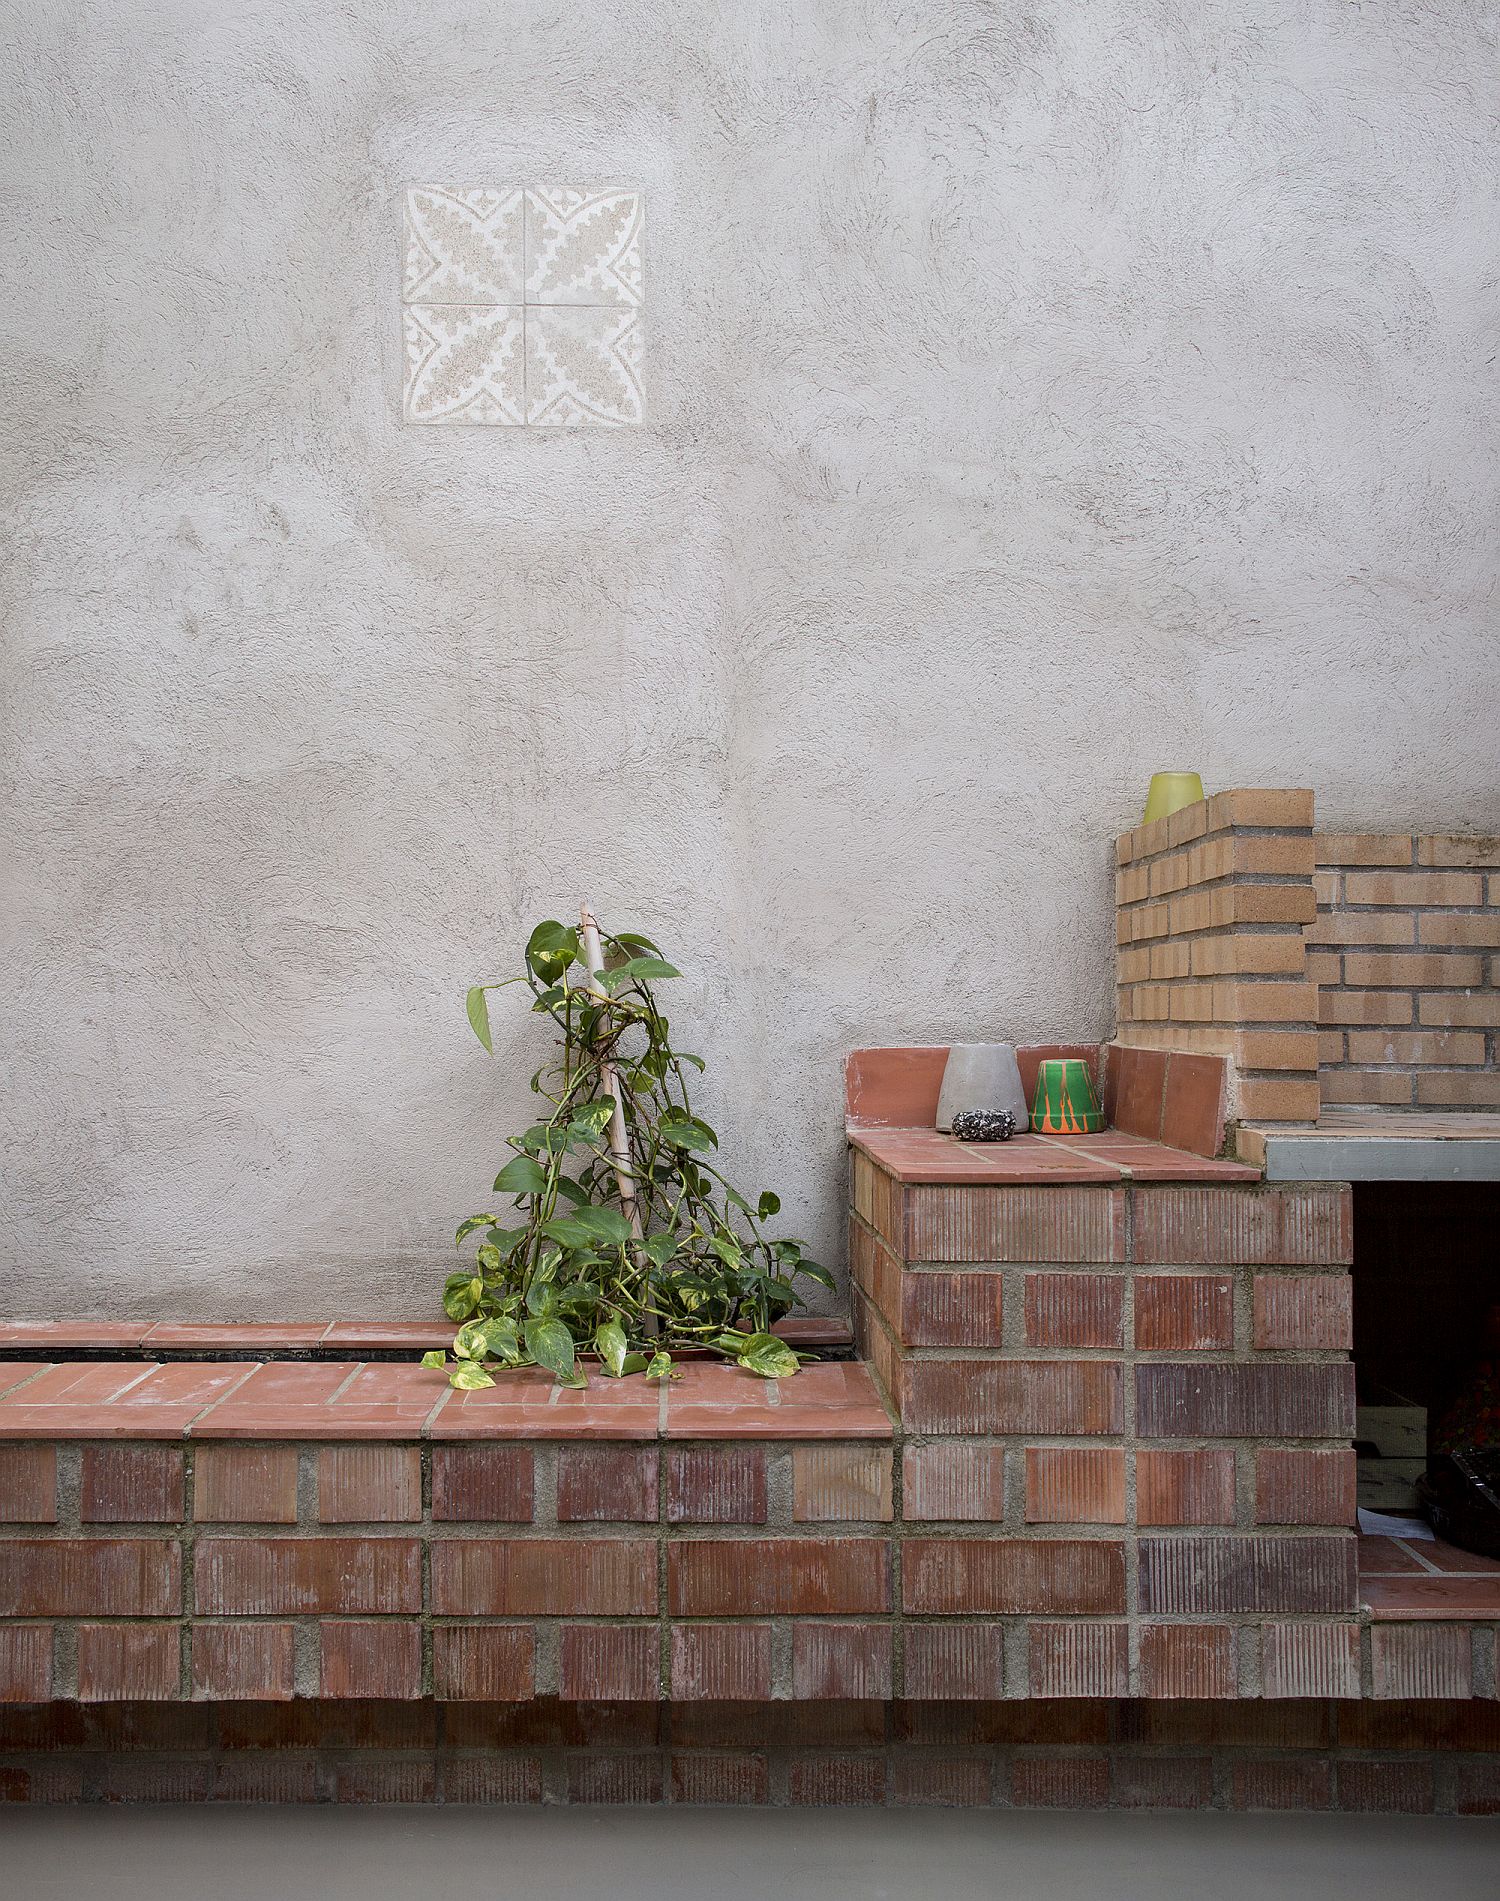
left=424, top=917, right=833, bottom=1390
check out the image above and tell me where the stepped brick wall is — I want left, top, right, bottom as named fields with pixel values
left=1309, top=833, right=1500, bottom=1110
left=1114, top=790, right=1320, bottom=1126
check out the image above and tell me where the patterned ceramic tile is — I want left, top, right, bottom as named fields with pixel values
left=403, top=187, right=524, bottom=304
left=403, top=305, right=524, bottom=426
left=526, top=306, right=643, bottom=427
left=525, top=188, right=643, bottom=306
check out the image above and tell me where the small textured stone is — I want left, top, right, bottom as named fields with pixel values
left=951, top=1109, right=1016, bottom=1143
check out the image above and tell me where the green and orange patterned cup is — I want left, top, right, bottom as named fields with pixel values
left=1031, top=1058, right=1105, bottom=1135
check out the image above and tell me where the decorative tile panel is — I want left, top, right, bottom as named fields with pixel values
left=401, top=183, right=643, bottom=428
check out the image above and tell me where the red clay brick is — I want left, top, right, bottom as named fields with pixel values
left=433, top=1540, right=655, bottom=1617
left=1010, top=1756, right=1110, bottom=1807
left=191, top=1623, right=295, bottom=1700
left=0, top=1625, right=52, bottom=1700
left=1028, top=1622, right=1127, bottom=1696
left=195, top=1538, right=420, bottom=1614
left=793, top=1446, right=892, bottom=1521
left=1454, top=1762, right=1500, bottom=1816
left=209, top=1758, right=320, bottom=1803
left=0, top=1539, right=180, bottom=1616
left=431, top=1624, right=535, bottom=1701
left=1232, top=1759, right=1333, bottom=1809
left=890, top=1756, right=991, bottom=1806
left=1255, top=1448, right=1356, bottom=1526
left=76, top=1623, right=179, bottom=1701
left=900, top=1360, right=1122, bottom=1435
left=319, top=1620, right=422, bottom=1698
left=1024, top=1447, right=1125, bottom=1524
left=1370, top=1624, right=1472, bottom=1699
left=317, top=1446, right=421, bottom=1522
left=441, top=1758, right=544, bottom=1803
left=193, top=1444, right=298, bottom=1524
left=902, top=1443, right=1006, bottom=1522
left=901, top=1272, right=1005, bottom=1346
left=788, top=1754, right=886, bottom=1805
left=1252, top=1274, right=1353, bottom=1350
left=1134, top=1276, right=1233, bottom=1350
left=1134, top=1185, right=1351, bottom=1265
left=559, top=1623, right=659, bottom=1700
left=1260, top=1623, right=1360, bottom=1698
left=1140, top=1535, right=1355, bottom=1614
left=331, top=1760, right=436, bottom=1804
left=665, top=1446, right=766, bottom=1524
left=430, top=1445, right=533, bottom=1522
left=903, top=1539, right=1124, bottom=1615
left=1114, top=1756, right=1213, bottom=1808
left=908, top=1184, right=1124, bottom=1263
left=1023, top=1273, right=1124, bottom=1348
left=80, top=1445, right=184, bottom=1523
left=0, top=1447, right=57, bottom=1522
left=557, top=1446, right=659, bottom=1523
left=670, top=1624, right=772, bottom=1700
left=669, top=1753, right=769, bottom=1804
left=901, top=1624, right=1006, bottom=1699
left=1337, top=1761, right=1434, bottom=1813
left=1139, top=1624, right=1236, bottom=1698
left=669, top=1538, right=890, bottom=1616
left=568, top=1754, right=663, bottom=1804
left=98, top=1759, right=212, bottom=1802
left=1136, top=1448, right=1236, bottom=1525
left=1136, top=1362, right=1354, bottom=1438
left=0, top=1762, right=88, bottom=1803
left=792, top=1623, right=892, bottom=1699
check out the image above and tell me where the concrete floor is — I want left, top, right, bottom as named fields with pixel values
left=1, top=1807, right=1496, bottom=1900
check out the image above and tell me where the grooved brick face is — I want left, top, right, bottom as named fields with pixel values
left=1011, top=1756, right=1111, bottom=1809
left=1371, top=1624, right=1473, bottom=1700
left=430, top=1445, right=533, bottom=1522
left=1139, top=1535, right=1356, bottom=1614
left=1133, top=1186, right=1351, bottom=1265
left=559, top=1624, right=659, bottom=1700
left=670, top=1753, right=770, bottom=1806
left=792, top=1622, right=892, bottom=1699
left=191, top=1623, right=295, bottom=1700
left=1136, top=1362, right=1355, bottom=1439
left=319, top=1620, right=423, bottom=1699
left=907, top=1185, right=1124, bottom=1263
left=1260, top=1623, right=1360, bottom=1699
left=194, top=1538, right=421, bottom=1615
left=80, top=1445, right=185, bottom=1523
left=664, top=1446, right=766, bottom=1524
left=0, top=1447, right=56, bottom=1522
left=1134, top=1277, right=1233, bottom=1351
left=901, top=1623, right=1005, bottom=1698
left=432, top=1539, right=656, bottom=1617
left=1136, top=1448, right=1235, bottom=1526
left=0, top=1625, right=53, bottom=1700
left=1255, top=1448, right=1356, bottom=1526
left=671, top=1623, right=772, bottom=1700
left=1028, top=1621, right=1127, bottom=1698
left=668, top=1538, right=890, bottom=1616
left=903, top=1539, right=1125, bottom=1615
left=900, top=1360, right=1123, bottom=1436
left=1024, top=1448, right=1125, bottom=1524
left=1252, top=1275, right=1353, bottom=1350
left=556, top=1446, right=659, bottom=1523
left=902, top=1443, right=1007, bottom=1522
left=0, top=1540, right=180, bottom=1616
left=1024, top=1274, right=1123, bottom=1349
left=317, top=1446, right=421, bottom=1523
left=901, top=1272, right=1005, bottom=1346
left=1139, top=1624, right=1236, bottom=1698
left=431, top=1624, right=535, bottom=1701
left=792, top=1445, right=893, bottom=1522
left=193, top=1445, right=299, bottom=1524
left=76, top=1623, right=179, bottom=1701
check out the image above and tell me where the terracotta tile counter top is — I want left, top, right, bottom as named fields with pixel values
left=850, top=1125, right=1259, bottom=1186
left=0, top=1359, right=892, bottom=1442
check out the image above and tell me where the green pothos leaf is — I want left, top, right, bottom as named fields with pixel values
left=449, top=1361, right=495, bottom=1390
left=465, top=986, right=493, bottom=1052
left=736, top=1334, right=799, bottom=1379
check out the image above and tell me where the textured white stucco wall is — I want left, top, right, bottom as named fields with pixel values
left=3, top=1, right=1497, bottom=1318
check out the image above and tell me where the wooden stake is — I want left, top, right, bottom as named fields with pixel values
left=579, top=902, right=647, bottom=1244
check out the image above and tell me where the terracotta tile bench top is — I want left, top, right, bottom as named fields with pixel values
left=0, top=1315, right=852, bottom=1355
left=0, top=1358, right=892, bottom=1443
left=849, top=1125, right=1260, bottom=1186
left=1359, top=1532, right=1500, bottom=1620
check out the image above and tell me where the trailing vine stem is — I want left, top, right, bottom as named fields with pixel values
left=424, top=917, right=834, bottom=1390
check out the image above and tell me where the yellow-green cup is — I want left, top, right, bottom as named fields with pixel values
left=1142, top=771, right=1205, bottom=825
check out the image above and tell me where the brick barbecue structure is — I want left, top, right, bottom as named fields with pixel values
left=1, top=792, right=1497, bottom=1809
